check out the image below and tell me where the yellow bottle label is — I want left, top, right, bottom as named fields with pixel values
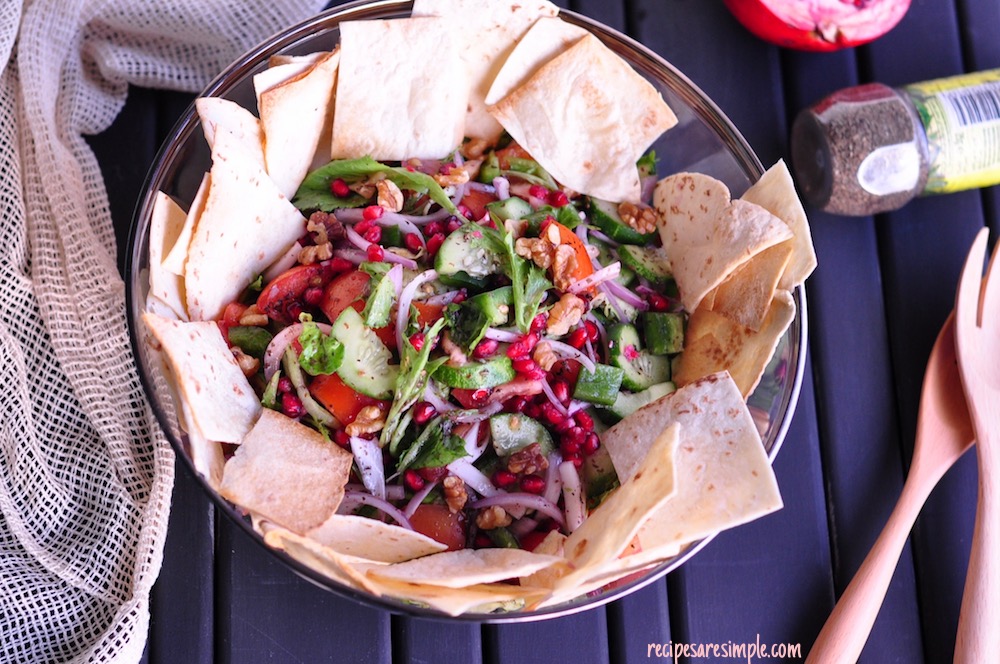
left=904, top=69, right=1000, bottom=193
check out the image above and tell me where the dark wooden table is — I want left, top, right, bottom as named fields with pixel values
left=90, top=1, right=999, bottom=661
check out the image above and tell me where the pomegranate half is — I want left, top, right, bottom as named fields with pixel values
left=722, top=0, right=911, bottom=52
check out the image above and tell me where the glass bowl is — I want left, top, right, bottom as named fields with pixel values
left=126, top=0, right=807, bottom=622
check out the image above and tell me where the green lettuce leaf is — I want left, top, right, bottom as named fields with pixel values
left=298, top=321, right=344, bottom=376
left=382, top=318, right=448, bottom=453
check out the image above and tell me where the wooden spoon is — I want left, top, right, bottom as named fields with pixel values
left=806, top=313, right=974, bottom=664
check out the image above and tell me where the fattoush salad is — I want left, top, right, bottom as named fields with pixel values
left=141, top=0, right=817, bottom=615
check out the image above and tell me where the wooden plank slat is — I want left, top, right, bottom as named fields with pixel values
left=606, top=581, right=672, bottom=664
left=215, top=517, right=393, bottom=664
left=393, top=616, right=482, bottom=664
left=486, top=610, right=610, bottom=664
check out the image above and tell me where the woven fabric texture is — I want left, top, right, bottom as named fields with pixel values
left=0, top=1, right=327, bottom=661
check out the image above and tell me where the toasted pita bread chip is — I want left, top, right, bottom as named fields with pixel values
left=413, top=0, right=559, bottom=142
left=654, top=172, right=793, bottom=313
left=365, top=576, right=546, bottom=616
left=563, top=422, right=680, bottom=573
left=142, top=312, right=260, bottom=443
left=484, top=16, right=588, bottom=106
left=708, top=239, right=793, bottom=331
left=489, top=34, right=676, bottom=203
left=258, top=50, right=340, bottom=198
left=148, top=191, right=188, bottom=319
left=363, top=548, right=562, bottom=588
left=305, top=513, right=446, bottom=563
left=741, top=160, right=817, bottom=290
left=219, top=409, right=353, bottom=534
left=195, top=97, right=264, bottom=167
left=520, top=530, right=570, bottom=589
left=602, top=372, right=781, bottom=562
left=161, top=172, right=209, bottom=277
left=254, top=59, right=320, bottom=108
left=674, top=289, right=795, bottom=397
left=177, top=396, right=226, bottom=489
left=267, top=52, right=327, bottom=68
left=261, top=523, right=381, bottom=594
left=330, top=18, right=467, bottom=160
left=184, top=130, right=306, bottom=321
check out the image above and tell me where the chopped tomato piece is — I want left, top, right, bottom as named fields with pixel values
left=217, top=301, right=248, bottom=342
left=412, top=301, right=444, bottom=326
left=309, top=373, right=388, bottom=425
left=494, top=142, right=533, bottom=169
left=408, top=504, right=466, bottom=551
left=460, top=188, right=497, bottom=221
left=450, top=387, right=490, bottom=409
left=319, top=270, right=370, bottom=323
left=257, top=264, right=326, bottom=325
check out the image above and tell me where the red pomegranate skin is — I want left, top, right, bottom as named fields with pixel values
left=722, top=0, right=911, bottom=52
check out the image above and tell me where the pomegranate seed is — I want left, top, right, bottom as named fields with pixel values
left=623, top=344, right=640, bottom=361
left=362, top=205, right=384, bottom=221
left=426, top=232, right=446, bottom=256
left=472, top=338, right=499, bottom=359
left=327, top=257, right=354, bottom=274
left=584, top=320, right=599, bottom=342
left=512, top=357, right=539, bottom=375
left=547, top=190, right=569, bottom=207
left=573, top=411, right=594, bottom=432
left=540, top=401, right=567, bottom=426
left=528, top=184, right=548, bottom=200
left=303, top=286, right=323, bottom=306
left=367, top=244, right=385, bottom=262
left=354, top=218, right=373, bottom=235
left=530, top=313, right=548, bottom=333
left=520, top=474, right=546, bottom=494
left=417, top=466, right=448, bottom=482
left=446, top=217, right=463, bottom=234
left=563, top=452, right=584, bottom=467
left=506, top=332, right=539, bottom=359
left=281, top=392, right=304, bottom=418
left=277, top=377, right=294, bottom=393
left=648, top=292, right=670, bottom=312
left=425, top=220, right=443, bottom=237
left=330, top=178, right=351, bottom=198
left=333, top=429, right=351, bottom=447
left=551, top=380, right=570, bottom=405
left=504, top=395, right=528, bottom=413
left=583, top=432, right=601, bottom=455
left=561, top=438, right=582, bottom=455
left=451, top=289, right=467, bottom=304
left=403, top=469, right=426, bottom=491
left=409, top=332, right=425, bottom=351
left=363, top=225, right=382, bottom=244
left=470, top=388, right=490, bottom=405
left=474, top=533, right=493, bottom=548
left=566, top=327, right=588, bottom=349
left=554, top=417, right=575, bottom=434
left=412, top=401, right=437, bottom=425
left=493, top=469, right=518, bottom=488
left=523, top=401, right=542, bottom=419
left=404, top=233, right=423, bottom=252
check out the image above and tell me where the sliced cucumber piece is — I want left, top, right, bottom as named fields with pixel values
left=603, top=381, right=677, bottom=423
left=486, top=196, right=532, bottom=223
left=607, top=323, right=671, bottom=391
left=489, top=413, right=554, bottom=457
left=582, top=439, right=619, bottom=501
left=332, top=306, right=399, bottom=399
left=643, top=311, right=685, bottom=356
left=433, top=355, right=516, bottom=390
left=572, top=363, right=625, bottom=406
left=467, top=286, right=512, bottom=326
left=587, top=197, right=656, bottom=245
left=591, top=239, right=635, bottom=287
left=616, top=245, right=673, bottom=286
left=434, top=222, right=504, bottom=279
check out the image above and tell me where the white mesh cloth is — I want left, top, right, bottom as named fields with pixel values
left=0, top=1, right=328, bottom=661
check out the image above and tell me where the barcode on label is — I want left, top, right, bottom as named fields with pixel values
left=940, top=81, right=1000, bottom=127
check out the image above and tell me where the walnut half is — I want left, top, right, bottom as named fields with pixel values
left=475, top=505, right=512, bottom=530
left=546, top=293, right=586, bottom=336
left=443, top=476, right=468, bottom=514
left=344, top=405, right=386, bottom=437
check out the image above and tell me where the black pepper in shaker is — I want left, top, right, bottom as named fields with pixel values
left=791, top=69, right=1000, bottom=216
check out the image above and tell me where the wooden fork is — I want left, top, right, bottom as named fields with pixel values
left=953, top=228, right=1000, bottom=664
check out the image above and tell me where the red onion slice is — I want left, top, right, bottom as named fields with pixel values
left=396, top=268, right=438, bottom=350
left=424, top=290, right=463, bottom=306
left=568, top=262, right=621, bottom=294
left=403, top=480, right=439, bottom=519
left=332, top=248, right=367, bottom=265
left=446, top=458, right=498, bottom=498
left=560, top=461, right=586, bottom=533
left=470, top=493, right=565, bottom=528
left=339, top=490, right=412, bottom=529
left=492, top=176, right=510, bottom=201
left=345, top=225, right=418, bottom=269
left=484, top=327, right=521, bottom=343
left=346, top=483, right=405, bottom=501
left=543, top=452, right=564, bottom=505
left=350, top=435, right=386, bottom=500
left=377, top=210, right=425, bottom=246
left=544, top=338, right=597, bottom=373
left=539, top=378, right=568, bottom=416
left=587, top=228, right=619, bottom=247
left=603, top=278, right=648, bottom=310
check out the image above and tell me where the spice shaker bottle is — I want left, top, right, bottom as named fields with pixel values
left=790, top=69, right=1000, bottom=216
